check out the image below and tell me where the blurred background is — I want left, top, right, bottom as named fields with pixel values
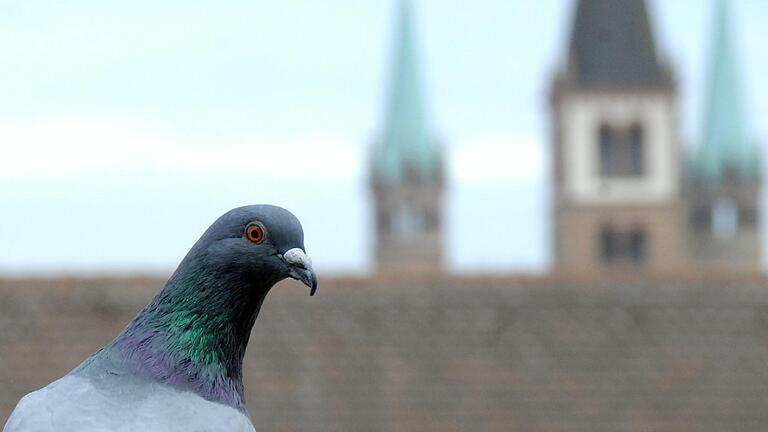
left=1, top=0, right=768, bottom=430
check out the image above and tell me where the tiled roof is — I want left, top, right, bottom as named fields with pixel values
left=2, top=279, right=768, bottom=431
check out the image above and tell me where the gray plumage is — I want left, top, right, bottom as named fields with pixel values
left=4, top=205, right=317, bottom=432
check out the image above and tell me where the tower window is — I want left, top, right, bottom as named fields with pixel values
left=600, top=227, right=616, bottom=262
left=377, top=207, right=391, bottom=234
left=712, top=198, right=738, bottom=239
left=628, top=124, right=644, bottom=176
left=425, top=206, right=439, bottom=231
left=629, top=228, right=646, bottom=262
left=395, top=205, right=423, bottom=238
left=598, top=125, right=615, bottom=177
left=740, top=206, right=757, bottom=227
left=599, top=225, right=647, bottom=265
left=597, top=124, right=645, bottom=178
left=690, top=205, right=711, bottom=231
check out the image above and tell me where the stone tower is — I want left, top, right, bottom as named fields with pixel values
left=369, top=0, right=444, bottom=276
left=550, top=0, right=686, bottom=279
left=686, top=0, right=762, bottom=274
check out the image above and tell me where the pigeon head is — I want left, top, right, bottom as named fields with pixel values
left=85, top=205, right=317, bottom=412
left=185, top=205, right=317, bottom=295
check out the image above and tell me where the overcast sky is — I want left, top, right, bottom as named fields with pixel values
left=0, top=0, right=766, bottom=275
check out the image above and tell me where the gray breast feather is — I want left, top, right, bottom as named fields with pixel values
left=3, top=375, right=256, bottom=432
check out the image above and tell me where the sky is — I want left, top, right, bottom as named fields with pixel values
left=0, top=0, right=766, bottom=276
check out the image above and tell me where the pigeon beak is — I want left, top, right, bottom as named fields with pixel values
left=283, top=248, right=318, bottom=296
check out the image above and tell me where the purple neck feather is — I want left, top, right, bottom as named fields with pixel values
left=84, top=265, right=278, bottom=412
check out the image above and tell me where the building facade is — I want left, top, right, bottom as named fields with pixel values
left=550, top=0, right=761, bottom=279
left=686, top=0, right=762, bottom=276
left=551, top=0, right=685, bottom=278
left=369, top=0, right=444, bottom=276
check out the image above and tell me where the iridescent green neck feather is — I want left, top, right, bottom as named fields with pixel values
left=81, top=263, right=278, bottom=411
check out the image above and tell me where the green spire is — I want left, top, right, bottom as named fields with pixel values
left=694, top=0, right=759, bottom=182
left=372, top=0, right=442, bottom=186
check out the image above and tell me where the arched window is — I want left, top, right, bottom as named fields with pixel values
left=378, top=207, right=391, bottom=234
left=739, top=206, right=757, bottom=228
left=597, top=123, right=645, bottom=178
left=628, top=124, right=645, bottom=176
left=598, top=125, right=614, bottom=177
left=629, top=228, right=646, bottom=262
left=712, top=198, right=738, bottom=239
left=425, top=206, right=439, bottom=231
left=690, top=204, right=711, bottom=231
left=396, top=205, right=423, bottom=238
left=598, top=224, right=647, bottom=265
left=599, top=225, right=616, bottom=263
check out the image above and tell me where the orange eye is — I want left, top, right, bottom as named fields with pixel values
left=245, top=222, right=266, bottom=244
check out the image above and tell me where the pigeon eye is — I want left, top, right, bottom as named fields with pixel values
left=245, top=223, right=266, bottom=244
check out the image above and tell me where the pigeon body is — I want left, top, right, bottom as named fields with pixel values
left=6, top=375, right=255, bottom=432
left=4, top=205, right=317, bottom=432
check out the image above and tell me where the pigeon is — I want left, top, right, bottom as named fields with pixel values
left=4, top=205, right=317, bottom=432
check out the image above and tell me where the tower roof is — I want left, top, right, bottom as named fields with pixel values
left=692, top=0, right=759, bottom=182
left=564, top=0, right=671, bottom=88
left=371, top=0, right=442, bottom=186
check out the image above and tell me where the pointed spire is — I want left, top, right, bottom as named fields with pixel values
left=694, top=0, right=759, bottom=182
left=566, top=0, right=670, bottom=87
left=371, top=0, right=441, bottom=186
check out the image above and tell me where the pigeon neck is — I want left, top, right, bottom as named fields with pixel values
left=104, top=264, right=278, bottom=411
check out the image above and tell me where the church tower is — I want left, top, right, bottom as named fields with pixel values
left=550, top=0, right=686, bottom=278
left=369, top=0, right=444, bottom=275
left=686, top=0, right=762, bottom=274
